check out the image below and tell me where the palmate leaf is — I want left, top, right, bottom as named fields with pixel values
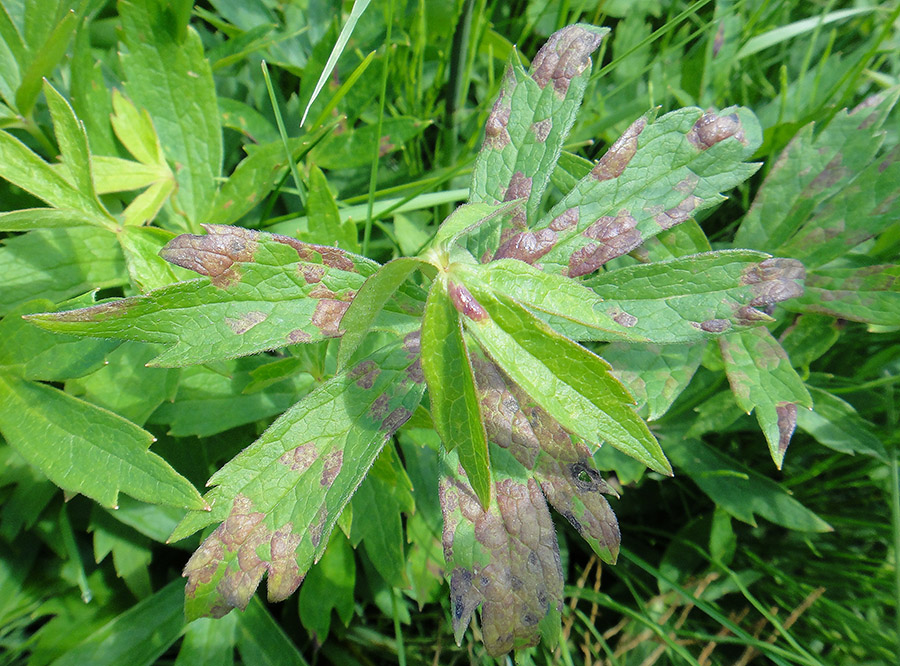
left=484, top=106, right=761, bottom=276
left=26, top=225, right=378, bottom=366
left=170, top=338, right=425, bottom=620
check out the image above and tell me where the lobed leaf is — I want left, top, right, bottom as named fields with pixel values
left=0, top=371, right=205, bottom=510
left=524, top=107, right=760, bottom=277
left=719, top=327, right=813, bottom=468
left=171, top=339, right=425, bottom=620
left=421, top=278, right=491, bottom=508
left=26, top=225, right=378, bottom=366
left=471, top=353, right=621, bottom=563
left=458, top=281, right=671, bottom=474
left=734, top=90, right=898, bottom=250
left=469, top=24, right=609, bottom=260
left=439, top=448, right=563, bottom=657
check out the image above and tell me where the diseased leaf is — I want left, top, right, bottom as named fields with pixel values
left=665, top=436, right=831, bottom=532
left=439, top=447, right=563, bottom=657
left=171, top=339, right=424, bottom=620
left=604, top=342, right=705, bottom=421
left=719, top=326, right=812, bottom=468
left=421, top=278, right=491, bottom=508
left=0, top=371, right=205, bottom=510
left=472, top=353, right=620, bottom=562
left=26, top=225, right=377, bottom=366
left=469, top=24, right=609, bottom=259
left=528, top=106, right=761, bottom=277
left=119, top=0, right=222, bottom=225
left=118, top=225, right=197, bottom=293
left=734, top=89, right=898, bottom=250
left=786, top=263, right=900, bottom=326
left=459, top=281, right=670, bottom=474
left=0, top=227, right=127, bottom=316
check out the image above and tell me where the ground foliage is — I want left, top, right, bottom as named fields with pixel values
left=0, top=0, right=898, bottom=664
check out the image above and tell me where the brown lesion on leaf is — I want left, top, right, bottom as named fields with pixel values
left=734, top=305, right=773, bottom=325
left=287, top=329, right=312, bottom=344
left=308, top=504, right=328, bottom=549
left=741, top=258, right=806, bottom=307
left=686, top=111, right=746, bottom=150
left=776, top=402, right=798, bottom=460
left=299, top=263, right=325, bottom=284
left=493, top=229, right=557, bottom=264
left=611, top=310, right=637, bottom=328
left=402, top=330, right=421, bottom=357
left=311, top=299, right=350, bottom=337
left=266, top=526, right=304, bottom=602
left=271, top=233, right=357, bottom=273
left=591, top=117, right=646, bottom=181
left=655, top=195, right=701, bottom=230
left=160, top=224, right=259, bottom=288
left=369, top=393, right=391, bottom=421
left=548, top=207, right=579, bottom=231
left=278, top=442, right=319, bottom=474
left=382, top=406, right=413, bottom=433
left=448, top=281, right=489, bottom=321
left=568, top=210, right=642, bottom=277
left=805, top=155, right=849, bottom=194
left=530, top=118, right=552, bottom=142
left=350, top=359, right=380, bottom=389
left=699, top=318, right=731, bottom=333
left=503, top=172, right=532, bottom=229
left=320, top=450, right=343, bottom=488
left=34, top=297, right=135, bottom=323
left=530, top=24, right=604, bottom=96
left=484, top=92, right=512, bottom=150
left=225, top=310, right=267, bottom=335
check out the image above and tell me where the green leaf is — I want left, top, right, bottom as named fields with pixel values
left=470, top=25, right=609, bottom=231
left=664, top=436, right=831, bottom=532
left=0, top=130, right=113, bottom=227
left=49, top=580, right=186, bottom=666
left=90, top=508, right=153, bottom=598
left=110, top=89, right=165, bottom=167
left=234, top=597, right=309, bottom=666
left=337, top=257, right=430, bottom=370
left=0, top=370, right=205, bottom=510
left=719, top=326, right=813, bottom=467
left=350, top=445, right=413, bottom=587
left=734, top=91, right=897, bottom=250
left=309, top=116, right=429, bottom=169
left=0, top=226, right=127, bottom=316
left=172, top=339, right=424, bottom=619
left=796, top=386, right=888, bottom=462
left=119, top=0, right=222, bottom=225
left=787, top=263, right=900, bottom=326
left=529, top=107, right=761, bottom=277
left=148, top=356, right=312, bottom=438
left=428, top=201, right=522, bottom=257
left=14, top=8, right=77, bottom=115
left=460, top=281, right=670, bottom=475
left=26, top=225, right=377, bottom=366
left=0, top=300, right=118, bottom=382
left=119, top=225, right=197, bottom=293
left=175, top=615, right=237, bottom=666
left=439, top=447, right=563, bottom=656
left=603, top=342, right=705, bottom=421
left=297, top=531, right=355, bottom=643
left=305, top=163, right=359, bottom=252
left=0, top=207, right=102, bottom=231
left=421, top=277, right=491, bottom=508
left=42, top=80, right=108, bottom=219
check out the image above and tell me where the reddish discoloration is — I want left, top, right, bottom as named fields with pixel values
left=402, top=330, right=421, bottom=356
left=583, top=209, right=637, bottom=241
left=278, top=442, right=318, bottom=473
left=289, top=241, right=356, bottom=272
left=225, top=310, right=267, bottom=335
left=37, top=297, right=134, bottom=323
left=369, top=393, right=391, bottom=421
left=530, top=24, right=604, bottom=96
left=299, top=263, right=325, bottom=284
left=530, top=118, right=552, bottom=142
left=448, top=281, right=489, bottom=321
left=493, top=228, right=557, bottom=264
left=655, top=195, right=701, bottom=229
left=686, top=111, right=745, bottom=149
left=350, top=359, right=380, bottom=389
left=382, top=406, right=412, bottom=433
left=320, top=450, right=343, bottom=487
left=161, top=225, right=258, bottom=287
left=591, top=117, right=646, bottom=181
left=405, top=359, right=424, bottom=383
left=287, top=329, right=312, bottom=344
left=612, top=311, right=637, bottom=328
left=735, top=306, right=771, bottom=324
left=266, top=526, right=303, bottom=602
left=700, top=318, right=731, bottom=333
left=311, top=299, right=350, bottom=337
left=548, top=208, right=579, bottom=231
left=806, top=155, right=848, bottom=193
left=568, top=210, right=642, bottom=277
left=504, top=171, right=533, bottom=227
left=484, top=92, right=511, bottom=150
left=308, top=504, right=328, bottom=549
left=309, top=283, right=340, bottom=300
left=741, top=258, right=806, bottom=306
left=776, top=402, right=798, bottom=458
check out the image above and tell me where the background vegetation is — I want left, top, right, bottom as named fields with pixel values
left=0, top=0, right=898, bottom=664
